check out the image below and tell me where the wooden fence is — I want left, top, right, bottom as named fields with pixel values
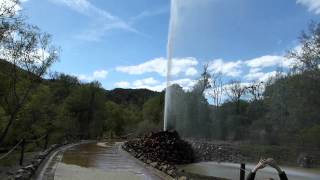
left=0, top=134, right=49, bottom=166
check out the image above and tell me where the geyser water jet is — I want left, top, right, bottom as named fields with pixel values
left=164, top=0, right=178, bottom=131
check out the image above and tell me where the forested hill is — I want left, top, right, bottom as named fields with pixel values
left=105, top=88, right=160, bottom=108
left=0, top=59, right=12, bottom=72
left=0, top=58, right=160, bottom=108
left=0, top=59, right=30, bottom=76
left=0, top=58, right=165, bottom=144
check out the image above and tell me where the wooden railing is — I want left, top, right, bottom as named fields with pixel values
left=0, top=134, right=49, bottom=166
left=240, top=163, right=246, bottom=180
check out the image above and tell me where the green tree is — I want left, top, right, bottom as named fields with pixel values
left=60, top=82, right=106, bottom=139
left=0, top=23, right=58, bottom=144
left=104, top=101, right=124, bottom=137
left=142, top=93, right=164, bottom=124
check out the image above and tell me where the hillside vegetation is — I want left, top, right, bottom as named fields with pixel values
left=0, top=62, right=164, bottom=146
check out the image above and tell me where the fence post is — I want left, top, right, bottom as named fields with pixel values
left=19, top=139, right=25, bottom=166
left=240, top=163, right=245, bottom=180
left=44, top=134, right=49, bottom=150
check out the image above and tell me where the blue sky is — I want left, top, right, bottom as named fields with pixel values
left=20, top=0, right=320, bottom=91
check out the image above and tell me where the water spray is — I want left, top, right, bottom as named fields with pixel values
left=164, top=0, right=178, bottom=131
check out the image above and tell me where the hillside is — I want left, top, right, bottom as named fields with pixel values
left=105, top=88, right=161, bottom=108
left=0, top=59, right=160, bottom=107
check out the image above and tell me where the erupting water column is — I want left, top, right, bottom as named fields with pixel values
left=164, top=0, right=178, bottom=131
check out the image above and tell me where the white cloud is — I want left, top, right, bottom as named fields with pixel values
left=171, top=78, right=197, bottom=91
left=131, top=77, right=164, bottom=92
left=93, top=70, right=108, bottom=79
left=116, top=58, right=165, bottom=75
left=76, top=69, right=108, bottom=82
left=49, top=0, right=139, bottom=41
left=130, top=78, right=196, bottom=92
left=114, top=81, right=130, bottom=88
left=185, top=67, right=198, bottom=76
left=113, top=77, right=196, bottom=92
left=257, top=71, right=278, bottom=82
left=116, top=57, right=198, bottom=77
left=250, top=68, right=262, bottom=73
left=207, top=54, right=295, bottom=79
left=245, top=68, right=284, bottom=82
left=208, top=59, right=243, bottom=77
left=132, top=77, right=159, bottom=87
left=245, top=71, right=266, bottom=81
left=205, top=54, right=294, bottom=83
left=297, top=0, right=320, bottom=14
left=171, top=57, right=198, bottom=75
left=114, top=78, right=164, bottom=91
left=113, top=52, right=298, bottom=91
left=133, top=84, right=166, bottom=92
left=245, top=55, right=288, bottom=68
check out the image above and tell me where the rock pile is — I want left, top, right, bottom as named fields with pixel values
left=122, top=131, right=195, bottom=177
left=187, top=140, right=244, bottom=163
left=124, top=131, right=194, bottom=164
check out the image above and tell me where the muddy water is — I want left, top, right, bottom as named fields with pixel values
left=55, top=142, right=162, bottom=180
left=179, top=161, right=320, bottom=180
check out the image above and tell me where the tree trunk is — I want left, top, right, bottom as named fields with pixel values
left=0, top=113, right=16, bottom=145
left=236, top=99, right=240, bottom=114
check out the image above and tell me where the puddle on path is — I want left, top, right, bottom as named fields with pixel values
left=55, top=142, right=162, bottom=180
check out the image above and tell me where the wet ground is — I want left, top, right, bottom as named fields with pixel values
left=179, top=161, right=320, bottom=180
left=53, top=142, right=162, bottom=180
left=45, top=141, right=320, bottom=180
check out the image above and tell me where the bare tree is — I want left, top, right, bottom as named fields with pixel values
left=0, top=0, right=19, bottom=18
left=246, top=81, right=264, bottom=101
left=287, top=22, right=320, bottom=74
left=225, top=80, right=246, bottom=114
left=0, top=16, right=59, bottom=144
left=193, top=64, right=211, bottom=95
left=0, top=0, right=22, bottom=41
left=209, top=72, right=223, bottom=108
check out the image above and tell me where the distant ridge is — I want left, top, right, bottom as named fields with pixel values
left=0, top=59, right=161, bottom=108
left=105, top=88, right=161, bottom=108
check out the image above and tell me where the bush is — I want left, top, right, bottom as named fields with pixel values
left=300, top=125, right=320, bottom=148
